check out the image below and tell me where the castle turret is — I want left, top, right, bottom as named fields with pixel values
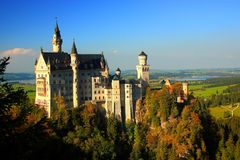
left=136, top=51, right=150, bottom=86
left=70, top=41, right=79, bottom=108
left=115, top=68, right=121, bottom=77
left=52, top=21, right=63, bottom=52
left=110, top=68, right=122, bottom=120
left=182, top=81, right=188, bottom=100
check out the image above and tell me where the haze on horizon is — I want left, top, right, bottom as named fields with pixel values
left=0, top=0, right=240, bottom=73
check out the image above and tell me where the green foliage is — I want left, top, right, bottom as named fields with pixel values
left=130, top=124, right=147, bottom=160
left=2, top=57, right=240, bottom=159
left=13, top=83, right=35, bottom=101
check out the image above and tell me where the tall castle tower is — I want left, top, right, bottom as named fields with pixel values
left=52, top=22, right=63, bottom=52
left=70, top=41, right=79, bottom=108
left=136, top=51, right=150, bottom=87
left=111, top=68, right=122, bottom=120
left=182, top=81, right=188, bottom=100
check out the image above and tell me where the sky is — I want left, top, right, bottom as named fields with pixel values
left=0, top=0, right=240, bottom=73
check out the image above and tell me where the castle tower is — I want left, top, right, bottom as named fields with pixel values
left=70, top=41, right=79, bottom=108
left=52, top=21, right=63, bottom=52
left=115, top=68, right=121, bottom=77
left=136, top=51, right=150, bottom=86
left=111, top=68, right=122, bottom=120
left=182, top=81, right=188, bottom=100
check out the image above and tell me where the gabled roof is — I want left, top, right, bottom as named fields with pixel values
left=42, top=52, right=71, bottom=70
left=40, top=52, right=106, bottom=71
left=77, top=54, right=105, bottom=70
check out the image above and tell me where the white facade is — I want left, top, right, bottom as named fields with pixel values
left=35, top=23, right=150, bottom=121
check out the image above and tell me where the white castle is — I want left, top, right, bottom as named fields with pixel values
left=35, top=22, right=150, bottom=122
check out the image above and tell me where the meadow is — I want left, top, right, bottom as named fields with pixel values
left=13, top=83, right=35, bottom=101
left=209, top=104, right=240, bottom=119
left=188, top=78, right=240, bottom=118
left=188, top=84, right=231, bottom=97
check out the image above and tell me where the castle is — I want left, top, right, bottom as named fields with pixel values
left=35, top=22, right=150, bottom=122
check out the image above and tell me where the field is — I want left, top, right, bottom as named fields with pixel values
left=13, top=84, right=35, bottom=101
left=188, top=84, right=231, bottom=97
left=209, top=104, right=240, bottom=119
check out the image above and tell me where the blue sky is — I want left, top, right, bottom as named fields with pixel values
left=0, top=0, right=240, bottom=72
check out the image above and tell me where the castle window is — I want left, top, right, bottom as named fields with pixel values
left=103, top=96, right=104, bottom=99
left=59, top=80, right=61, bottom=84
left=95, top=97, right=97, bottom=100
left=58, top=74, right=61, bottom=77
left=88, top=73, right=90, bottom=76
left=94, top=91, right=96, bottom=94
left=98, top=91, right=100, bottom=94
left=102, top=91, right=104, bottom=94
left=81, top=73, right=85, bottom=76
left=99, top=96, right=101, bottom=100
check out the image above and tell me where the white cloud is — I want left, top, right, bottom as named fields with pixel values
left=112, top=49, right=119, bottom=55
left=0, top=48, right=34, bottom=56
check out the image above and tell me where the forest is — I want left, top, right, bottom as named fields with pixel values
left=1, top=56, right=240, bottom=160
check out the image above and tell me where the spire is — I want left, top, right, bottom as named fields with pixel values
left=71, top=40, right=78, bottom=54
left=54, top=21, right=61, bottom=37
left=35, top=59, right=38, bottom=65
left=40, top=47, right=43, bottom=53
left=52, top=18, right=63, bottom=52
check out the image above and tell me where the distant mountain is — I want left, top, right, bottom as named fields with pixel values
left=3, top=68, right=240, bottom=83
left=4, top=73, right=35, bottom=81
